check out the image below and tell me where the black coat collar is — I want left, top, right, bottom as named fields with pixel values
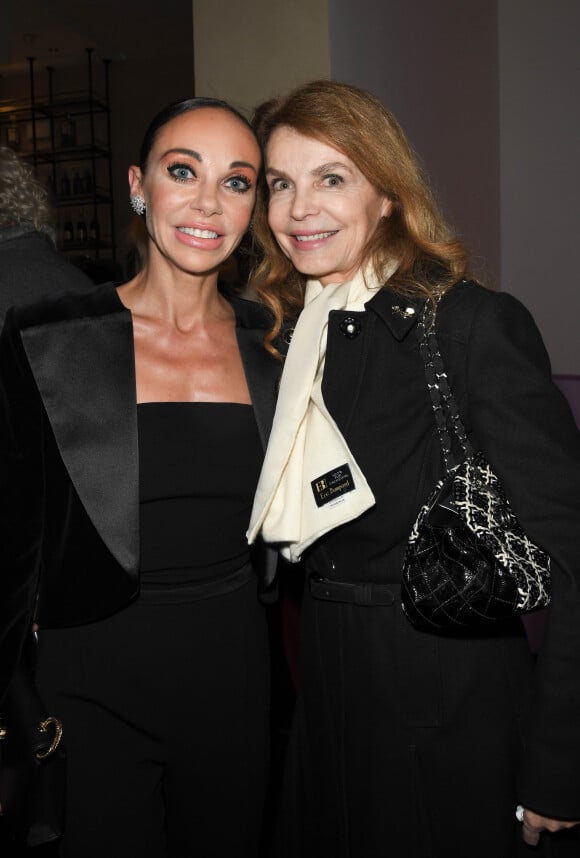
left=365, top=286, right=424, bottom=341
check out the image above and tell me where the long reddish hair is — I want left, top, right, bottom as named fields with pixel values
left=250, top=80, right=469, bottom=346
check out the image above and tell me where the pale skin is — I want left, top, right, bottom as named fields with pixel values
left=521, top=810, right=579, bottom=847
left=265, top=125, right=580, bottom=846
left=118, top=107, right=261, bottom=404
left=265, top=126, right=392, bottom=287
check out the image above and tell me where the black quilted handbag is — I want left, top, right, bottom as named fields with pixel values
left=400, top=300, right=551, bottom=632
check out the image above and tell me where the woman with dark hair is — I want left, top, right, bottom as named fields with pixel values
left=0, top=97, right=280, bottom=856
left=248, top=80, right=580, bottom=857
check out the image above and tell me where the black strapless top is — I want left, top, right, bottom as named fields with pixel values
left=138, top=402, right=263, bottom=584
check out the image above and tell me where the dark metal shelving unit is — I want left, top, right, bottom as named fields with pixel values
left=0, top=50, right=115, bottom=263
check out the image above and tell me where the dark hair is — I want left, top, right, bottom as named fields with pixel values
left=138, top=97, right=257, bottom=173
left=251, top=80, right=469, bottom=338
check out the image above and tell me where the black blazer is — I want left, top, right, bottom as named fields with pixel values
left=315, top=279, right=580, bottom=819
left=0, top=225, right=93, bottom=324
left=0, top=283, right=282, bottom=702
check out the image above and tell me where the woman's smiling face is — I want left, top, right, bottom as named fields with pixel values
left=265, top=126, right=392, bottom=285
left=129, top=107, right=261, bottom=275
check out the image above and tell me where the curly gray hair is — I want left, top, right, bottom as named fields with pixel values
left=0, top=146, right=55, bottom=240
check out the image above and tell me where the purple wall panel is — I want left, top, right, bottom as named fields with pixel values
left=554, top=375, right=580, bottom=428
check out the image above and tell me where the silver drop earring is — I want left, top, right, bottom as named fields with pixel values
left=130, top=195, right=146, bottom=216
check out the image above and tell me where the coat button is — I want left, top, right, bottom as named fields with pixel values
left=339, top=316, right=361, bottom=339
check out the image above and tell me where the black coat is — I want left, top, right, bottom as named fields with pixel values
left=0, top=225, right=93, bottom=324
left=0, top=283, right=282, bottom=703
left=275, top=280, right=580, bottom=858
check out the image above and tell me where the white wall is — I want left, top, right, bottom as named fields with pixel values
left=193, top=0, right=330, bottom=116
left=498, top=0, right=580, bottom=373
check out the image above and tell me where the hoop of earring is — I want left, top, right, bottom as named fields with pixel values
left=130, top=195, right=146, bottom=216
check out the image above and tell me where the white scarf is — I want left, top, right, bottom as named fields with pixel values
left=248, top=264, right=394, bottom=562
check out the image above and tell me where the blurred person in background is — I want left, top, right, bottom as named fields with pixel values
left=0, top=146, right=92, bottom=324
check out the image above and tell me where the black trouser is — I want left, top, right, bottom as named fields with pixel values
left=35, top=573, right=270, bottom=858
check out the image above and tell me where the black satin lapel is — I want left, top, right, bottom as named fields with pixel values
left=21, top=308, right=139, bottom=575
left=237, top=325, right=281, bottom=595
left=236, top=326, right=280, bottom=450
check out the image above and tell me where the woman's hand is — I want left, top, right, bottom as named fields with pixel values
left=518, top=807, right=580, bottom=846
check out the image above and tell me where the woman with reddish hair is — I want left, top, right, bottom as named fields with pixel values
left=249, top=79, right=580, bottom=858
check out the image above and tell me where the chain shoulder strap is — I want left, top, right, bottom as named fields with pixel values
left=415, top=300, right=474, bottom=473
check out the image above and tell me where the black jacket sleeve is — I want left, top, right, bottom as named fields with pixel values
left=463, top=289, right=580, bottom=818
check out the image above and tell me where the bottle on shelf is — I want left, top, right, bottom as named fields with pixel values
left=89, top=216, right=99, bottom=243
left=63, top=219, right=74, bottom=244
left=77, top=213, right=87, bottom=244
left=60, top=114, right=76, bottom=148
left=6, top=115, right=20, bottom=151
left=72, top=171, right=82, bottom=195
left=82, top=169, right=93, bottom=194
left=60, top=171, right=71, bottom=198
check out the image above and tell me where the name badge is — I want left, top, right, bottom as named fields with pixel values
left=311, top=464, right=356, bottom=508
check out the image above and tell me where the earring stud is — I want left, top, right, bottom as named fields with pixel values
left=130, top=195, right=146, bottom=216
